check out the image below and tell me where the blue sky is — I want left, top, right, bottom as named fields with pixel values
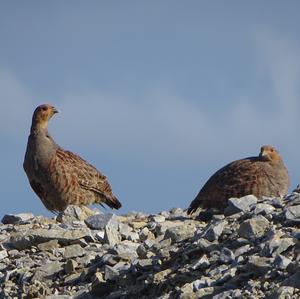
left=1, top=1, right=300, bottom=217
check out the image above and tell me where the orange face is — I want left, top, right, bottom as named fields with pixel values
left=33, top=104, right=58, bottom=124
left=259, top=145, right=281, bottom=162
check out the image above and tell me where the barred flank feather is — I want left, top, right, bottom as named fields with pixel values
left=188, top=145, right=289, bottom=215
left=24, top=104, right=121, bottom=213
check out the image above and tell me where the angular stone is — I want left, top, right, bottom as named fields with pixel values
left=98, top=253, right=118, bottom=267
left=153, top=269, right=172, bottom=283
left=31, top=261, right=63, bottom=282
left=225, top=195, right=257, bottom=215
left=95, top=231, right=105, bottom=242
left=7, top=249, right=20, bottom=257
left=1, top=213, right=34, bottom=224
left=139, top=227, right=155, bottom=242
left=190, top=254, right=210, bottom=270
left=203, top=220, right=227, bottom=241
left=269, top=197, right=284, bottom=208
left=285, top=205, right=300, bottom=222
left=208, top=264, right=229, bottom=278
left=37, top=240, right=59, bottom=251
left=9, top=233, right=33, bottom=250
left=126, top=231, right=139, bottom=241
left=85, top=213, right=118, bottom=230
left=179, top=282, right=194, bottom=299
left=10, top=228, right=91, bottom=250
left=247, top=256, right=273, bottom=275
left=136, top=258, right=153, bottom=269
left=268, top=237, right=295, bottom=256
left=76, top=254, right=93, bottom=268
left=129, top=221, right=147, bottom=229
left=119, top=223, right=132, bottom=237
left=144, top=238, right=155, bottom=249
left=153, top=238, right=172, bottom=251
left=14, top=256, right=35, bottom=269
left=104, top=262, right=130, bottom=281
left=274, top=254, right=291, bottom=270
left=194, top=287, right=215, bottom=298
left=136, top=244, right=147, bottom=259
left=112, top=242, right=138, bottom=261
left=64, top=259, right=78, bottom=274
left=115, top=261, right=130, bottom=272
left=0, top=249, right=8, bottom=261
left=56, top=205, right=91, bottom=223
left=104, top=264, right=119, bottom=281
left=64, top=244, right=85, bottom=259
left=195, top=237, right=219, bottom=252
left=64, top=272, right=81, bottom=285
left=238, top=215, right=270, bottom=239
left=254, top=203, right=275, bottom=215
left=164, top=224, right=196, bottom=243
left=192, top=278, right=212, bottom=290
left=104, top=226, right=121, bottom=247
left=219, top=247, right=235, bottom=264
left=160, top=211, right=170, bottom=217
left=150, top=215, right=166, bottom=223
left=235, top=244, right=251, bottom=256
left=157, top=220, right=182, bottom=235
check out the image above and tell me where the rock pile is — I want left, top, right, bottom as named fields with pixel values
left=1, top=191, right=300, bottom=299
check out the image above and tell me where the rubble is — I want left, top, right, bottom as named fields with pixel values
left=1, top=193, right=300, bottom=298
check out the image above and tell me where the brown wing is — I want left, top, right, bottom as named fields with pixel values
left=49, top=148, right=121, bottom=209
left=188, top=157, right=263, bottom=214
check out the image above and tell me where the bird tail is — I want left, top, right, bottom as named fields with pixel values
left=104, top=195, right=122, bottom=210
left=187, top=206, right=195, bottom=215
left=187, top=197, right=199, bottom=215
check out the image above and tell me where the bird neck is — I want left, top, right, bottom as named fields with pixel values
left=30, top=121, right=49, bottom=135
left=270, top=158, right=284, bottom=167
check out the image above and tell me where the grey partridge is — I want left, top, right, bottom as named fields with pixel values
left=23, top=104, right=121, bottom=213
left=188, top=145, right=290, bottom=214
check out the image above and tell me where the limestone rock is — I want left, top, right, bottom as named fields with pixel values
left=164, top=223, right=196, bottom=243
left=238, top=215, right=270, bottom=239
left=285, top=205, right=300, bottom=223
left=2, top=213, right=34, bottom=224
left=225, top=195, right=257, bottom=215
left=64, top=244, right=85, bottom=259
left=2, top=195, right=300, bottom=298
left=85, top=213, right=118, bottom=230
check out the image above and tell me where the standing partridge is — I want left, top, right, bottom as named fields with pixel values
left=23, top=104, right=121, bottom=213
left=188, top=145, right=290, bottom=214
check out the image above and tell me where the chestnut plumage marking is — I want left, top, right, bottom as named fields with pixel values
left=23, top=104, right=122, bottom=213
left=188, top=145, right=290, bottom=215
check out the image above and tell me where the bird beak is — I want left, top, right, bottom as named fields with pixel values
left=52, top=107, right=59, bottom=114
left=259, top=150, right=265, bottom=159
left=259, top=149, right=270, bottom=161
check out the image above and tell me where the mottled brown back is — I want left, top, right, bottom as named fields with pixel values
left=188, top=146, right=289, bottom=214
left=47, top=149, right=121, bottom=211
left=24, top=104, right=121, bottom=213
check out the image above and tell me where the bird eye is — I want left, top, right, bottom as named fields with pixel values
left=42, top=107, right=47, bottom=111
